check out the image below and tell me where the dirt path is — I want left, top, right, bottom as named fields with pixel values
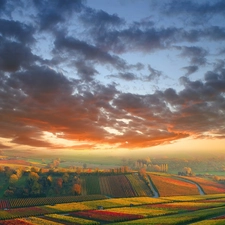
left=174, top=176, right=205, bottom=195
left=146, top=176, right=159, bottom=197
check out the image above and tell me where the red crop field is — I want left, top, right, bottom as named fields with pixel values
left=71, top=209, right=144, bottom=222
left=0, top=200, right=10, bottom=210
left=149, top=174, right=199, bottom=196
left=0, top=219, right=33, bottom=225
left=183, top=177, right=225, bottom=194
left=0, top=159, right=31, bottom=166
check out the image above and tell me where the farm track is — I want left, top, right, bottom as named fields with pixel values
left=173, top=176, right=205, bottom=195
left=146, top=175, right=159, bottom=197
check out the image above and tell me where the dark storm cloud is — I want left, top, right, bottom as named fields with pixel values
left=203, top=26, right=225, bottom=41
left=108, top=72, right=137, bottom=81
left=0, top=39, right=38, bottom=72
left=182, top=65, right=199, bottom=76
left=80, top=7, right=125, bottom=29
left=1, top=62, right=225, bottom=148
left=162, top=0, right=225, bottom=17
left=0, top=0, right=6, bottom=9
left=7, top=65, right=74, bottom=102
left=87, top=24, right=225, bottom=56
left=0, top=19, right=35, bottom=44
left=175, top=46, right=208, bottom=66
left=91, top=26, right=181, bottom=54
left=109, top=67, right=225, bottom=147
left=0, top=67, right=119, bottom=147
left=75, top=60, right=99, bottom=82
left=205, top=71, right=225, bottom=93
left=54, top=35, right=128, bottom=70
left=33, top=0, right=84, bottom=30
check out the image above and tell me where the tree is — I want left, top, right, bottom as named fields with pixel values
left=139, top=168, right=146, bottom=177
left=4, top=166, right=14, bottom=178
left=62, top=173, right=69, bottom=183
left=0, top=166, right=4, bottom=173
left=31, top=181, right=41, bottom=195
left=16, top=167, right=23, bottom=179
left=47, top=175, right=53, bottom=186
left=4, top=189, right=14, bottom=197
left=72, top=184, right=81, bottom=195
left=9, top=174, right=18, bottom=184
left=31, top=167, right=40, bottom=173
left=29, top=172, right=39, bottom=181
left=56, top=178, right=63, bottom=189
left=183, top=167, right=192, bottom=176
left=53, top=159, right=60, bottom=168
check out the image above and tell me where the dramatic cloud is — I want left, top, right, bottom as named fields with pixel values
left=0, top=0, right=224, bottom=152
left=176, top=46, right=208, bottom=66
left=0, top=19, right=35, bottom=44
left=0, top=39, right=38, bottom=72
left=33, top=0, right=84, bottom=30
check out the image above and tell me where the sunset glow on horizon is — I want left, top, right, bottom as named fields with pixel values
left=0, top=0, right=225, bottom=156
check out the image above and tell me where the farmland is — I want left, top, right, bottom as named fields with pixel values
left=182, top=176, right=225, bottom=194
left=1, top=157, right=225, bottom=224
left=1, top=194, right=225, bottom=224
left=148, top=173, right=200, bottom=196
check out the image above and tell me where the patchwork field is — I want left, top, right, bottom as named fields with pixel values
left=81, top=174, right=152, bottom=197
left=148, top=173, right=200, bottom=196
left=182, top=176, right=225, bottom=194
left=1, top=169, right=225, bottom=224
left=1, top=195, right=225, bottom=224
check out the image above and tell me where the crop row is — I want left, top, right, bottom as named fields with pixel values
left=84, top=175, right=101, bottom=195
left=83, top=175, right=137, bottom=197
left=107, top=175, right=136, bottom=197
left=112, top=205, right=225, bottom=224
left=0, top=200, right=10, bottom=210
left=5, top=195, right=106, bottom=209
left=2, top=195, right=225, bottom=223
left=126, top=174, right=152, bottom=197
left=0, top=219, right=34, bottom=225
left=104, top=206, right=176, bottom=217
left=0, top=206, right=56, bottom=220
left=26, top=217, right=62, bottom=225
left=183, top=176, right=225, bottom=194
left=99, top=176, right=112, bottom=196
left=46, top=213, right=99, bottom=224
left=1, top=197, right=161, bottom=220
left=71, top=209, right=144, bottom=222
left=149, top=174, right=199, bottom=197
left=82, top=174, right=153, bottom=198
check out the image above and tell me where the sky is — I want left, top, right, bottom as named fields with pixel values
left=0, top=0, right=225, bottom=156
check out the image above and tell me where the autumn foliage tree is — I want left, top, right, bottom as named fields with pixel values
left=9, top=174, right=18, bottom=184
left=72, top=183, right=81, bottom=195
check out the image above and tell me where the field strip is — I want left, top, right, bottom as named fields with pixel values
left=173, top=175, right=205, bottom=195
